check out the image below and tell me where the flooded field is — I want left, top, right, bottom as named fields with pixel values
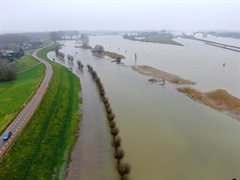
left=89, top=35, right=240, bottom=98
left=66, top=70, right=118, bottom=180
left=48, top=35, right=240, bottom=179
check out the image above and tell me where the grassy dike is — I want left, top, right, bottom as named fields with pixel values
left=0, top=56, right=45, bottom=134
left=0, top=45, right=82, bottom=180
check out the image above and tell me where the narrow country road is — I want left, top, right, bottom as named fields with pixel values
left=0, top=47, right=53, bottom=157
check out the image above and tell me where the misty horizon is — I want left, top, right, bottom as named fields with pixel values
left=0, top=0, right=239, bottom=33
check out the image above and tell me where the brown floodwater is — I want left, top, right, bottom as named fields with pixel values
left=48, top=36, right=240, bottom=180
left=50, top=54, right=118, bottom=180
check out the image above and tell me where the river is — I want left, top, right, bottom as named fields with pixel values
left=48, top=35, right=240, bottom=180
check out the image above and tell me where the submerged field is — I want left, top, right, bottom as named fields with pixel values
left=0, top=45, right=81, bottom=179
left=57, top=37, right=240, bottom=179
left=0, top=55, right=44, bottom=133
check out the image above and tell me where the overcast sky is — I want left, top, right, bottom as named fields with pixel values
left=0, top=0, right=239, bottom=33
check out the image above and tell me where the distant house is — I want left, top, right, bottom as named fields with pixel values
left=0, top=45, right=24, bottom=61
left=21, top=42, right=32, bottom=50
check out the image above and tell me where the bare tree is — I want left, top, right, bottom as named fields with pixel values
left=92, top=45, right=104, bottom=54
left=80, top=34, right=89, bottom=47
left=111, top=127, right=119, bottom=141
left=55, top=48, right=59, bottom=57
left=49, top=32, right=62, bottom=42
left=116, top=163, right=131, bottom=180
left=114, top=147, right=125, bottom=164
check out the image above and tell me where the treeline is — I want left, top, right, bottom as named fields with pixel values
left=0, top=30, right=79, bottom=47
left=0, top=34, right=29, bottom=46
left=87, top=65, right=131, bottom=180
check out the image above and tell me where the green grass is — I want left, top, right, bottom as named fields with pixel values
left=0, top=44, right=81, bottom=180
left=24, top=42, right=51, bottom=55
left=36, top=43, right=59, bottom=61
left=0, top=56, right=45, bottom=133
left=15, top=55, right=40, bottom=73
left=142, top=34, right=183, bottom=46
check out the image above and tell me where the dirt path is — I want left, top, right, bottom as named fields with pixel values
left=132, top=65, right=196, bottom=85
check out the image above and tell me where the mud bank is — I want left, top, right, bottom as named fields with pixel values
left=178, top=87, right=240, bottom=120
left=75, top=45, right=92, bottom=49
left=102, top=51, right=125, bottom=60
left=75, top=45, right=125, bottom=60
left=132, top=65, right=196, bottom=85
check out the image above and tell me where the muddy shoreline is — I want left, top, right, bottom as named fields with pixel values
left=75, top=45, right=125, bottom=61
left=178, top=87, right=240, bottom=120
left=132, top=65, right=196, bottom=85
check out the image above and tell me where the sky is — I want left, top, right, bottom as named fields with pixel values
left=0, top=0, right=239, bottom=33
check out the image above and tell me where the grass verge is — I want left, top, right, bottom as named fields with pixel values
left=15, top=55, right=40, bottom=73
left=0, top=44, right=81, bottom=180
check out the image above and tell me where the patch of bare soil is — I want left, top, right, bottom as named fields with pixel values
left=132, top=65, right=196, bottom=85
left=102, top=51, right=125, bottom=60
left=75, top=45, right=125, bottom=61
left=75, top=45, right=92, bottom=49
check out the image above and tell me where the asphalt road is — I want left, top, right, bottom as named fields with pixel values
left=0, top=47, right=53, bottom=157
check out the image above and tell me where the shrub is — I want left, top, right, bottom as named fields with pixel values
left=0, top=60, right=16, bottom=82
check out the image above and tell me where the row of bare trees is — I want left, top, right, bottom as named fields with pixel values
left=54, top=48, right=65, bottom=61
left=87, top=64, right=131, bottom=180
left=77, top=60, right=84, bottom=69
left=67, top=55, right=74, bottom=64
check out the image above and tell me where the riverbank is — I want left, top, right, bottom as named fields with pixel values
left=132, top=65, right=196, bottom=85
left=102, top=51, right=125, bottom=60
left=75, top=45, right=125, bottom=61
left=178, top=87, right=240, bottom=120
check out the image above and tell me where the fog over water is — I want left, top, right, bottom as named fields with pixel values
left=0, top=0, right=239, bottom=33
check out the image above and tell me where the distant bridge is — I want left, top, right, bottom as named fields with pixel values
left=182, top=33, right=240, bottom=52
left=192, top=31, right=218, bottom=38
left=193, top=38, right=240, bottom=52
